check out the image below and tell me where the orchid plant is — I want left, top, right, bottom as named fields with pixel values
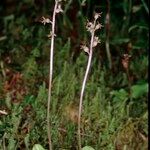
left=78, top=12, right=103, bottom=150
left=41, top=0, right=64, bottom=149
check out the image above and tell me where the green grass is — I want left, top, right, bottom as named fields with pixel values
left=0, top=46, right=148, bottom=149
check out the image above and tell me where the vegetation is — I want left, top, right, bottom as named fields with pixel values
left=0, top=0, right=148, bottom=150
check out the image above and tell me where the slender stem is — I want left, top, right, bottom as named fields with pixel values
left=105, top=0, right=112, bottom=69
left=141, top=0, right=149, bottom=14
left=47, top=1, right=58, bottom=150
left=126, top=68, right=131, bottom=93
left=78, top=20, right=96, bottom=150
left=105, top=39, right=112, bottom=69
left=2, top=133, right=6, bottom=150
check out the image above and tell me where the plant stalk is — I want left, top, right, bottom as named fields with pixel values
left=47, top=1, right=58, bottom=150
left=78, top=20, right=96, bottom=150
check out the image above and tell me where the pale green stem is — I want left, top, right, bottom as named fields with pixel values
left=47, top=1, right=58, bottom=150
left=78, top=20, right=96, bottom=150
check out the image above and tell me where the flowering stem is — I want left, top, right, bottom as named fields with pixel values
left=47, top=1, right=58, bottom=150
left=78, top=20, right=96, bottom=150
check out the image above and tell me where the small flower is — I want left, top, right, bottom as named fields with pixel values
left=122, top=54, right=131, bottom=70
left=81, top=0, right=86, bottom=6
left=80, top=45, right=90, bottom=55
left=93, top=36, right=101, bottom=47
left=56, top=4, right=63, bottom=13
left=86, top=20, right=95, bottom=33
left=94, top=12, right=102, bottom=20
left=41, top=16, right=52, bottom=25
left=0, top=110, right=8, bottom=115
left=47, top=31, right=56, bottom=39
left=95, top=23, right=103, bottom=30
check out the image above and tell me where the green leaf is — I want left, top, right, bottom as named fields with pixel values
left=82, top=146, right=95, bottom=150
left=131, top=83, right=148, bottom=98
left=31, top=48, right=40, bottom=57
left=111, top=38, right=130, bottom=44
left=32, top=144, right=45, bottom=150
left=132, top=5, right=142, bottom=13
left=111, top=89, right=128, bottom=102
left=128, top=24, right=148, bottom=33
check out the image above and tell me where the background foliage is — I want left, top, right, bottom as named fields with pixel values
left=0, top=0, right=148, bottom=149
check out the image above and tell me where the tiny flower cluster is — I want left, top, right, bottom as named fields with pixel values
left=41, top=0, right=63, bottom=25
left=86, top=13, right=103, bottom=33
left=122, top=54, right=131, bottom=70
left=81, top=12, right=102, bottom=54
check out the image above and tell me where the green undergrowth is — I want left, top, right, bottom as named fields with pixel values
left=0, top=41, right=148, bottom=149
